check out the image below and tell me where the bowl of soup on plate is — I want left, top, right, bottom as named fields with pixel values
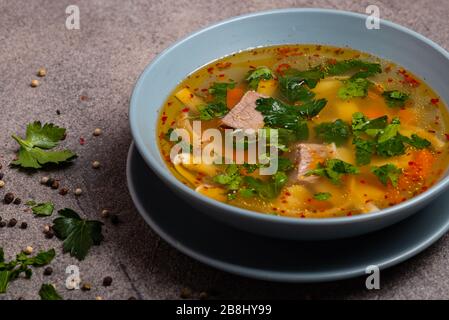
left=130, top=9, right=449, bottom=240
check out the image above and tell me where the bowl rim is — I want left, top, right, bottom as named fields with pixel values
left=129, top=7, right=449, bottom=226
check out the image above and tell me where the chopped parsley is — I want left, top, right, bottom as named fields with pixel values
left=208, top=82, right=235, bottom=104
left=338, top=78, right=372, bottom=100
left=278, top=67, right=324, bottom=102
left=213, top=164, right=242, bottom=191
left=199, top=102, right=229, bottom=120
left=382, top=90, right=409, bottom=108
left=313, top=192, right=332, bottom=201
left=372, top=164, right=402, bottom=187
left=246, top=67, right=274, bottom=90
left=325, top=59, right=382, bottom=79
left=28, top=201, right=55, bottom=217
left=353, top=138, right=376, bottom=166
left=305, top=159, right=359, bottom=184
left=315, top=119, right=351, bottom=146
left=243, top=172, right=288, bottom=200
left=11, top=122, right=77, bottom=169
left=406, top=134, right=431, bottom=149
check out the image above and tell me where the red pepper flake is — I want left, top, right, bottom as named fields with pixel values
left=218, top=74, right=225, bottom=78
left=398, top=69, right=420, bottom=87
left=80, top=95, right=89, bottom=101
left=384, top=66, right=392, bottom=73
left=428, top=130, right=436, bottom=134
left=207, top=67, right=214, bottom=74
left=280, top=210, right=285, bottom=214
left=170, top=120, right=175, bottom=126
left=315, top=45, right=322, bottom=51
left=79, top=137, right=85, bottom=145
left=346, top=212, right=352, bottom=217
left=201, top=88, right=208, bottom=92
left=249, top=65, right=256, bottom=69
left=285, top=191, right=291, bottom=196
left=272, top=207, right=278, bottom=211
left=282, top=200, right=287, bottom=204
left=167, top=102, right=173, bottom=106
left=360, top=179, right=366, bottom=184
left=327, top=58, right=337, bottom=65
left=161, top=115, right=168, bottom=124
left=387, top=78, right=393, bottom=83
left=313, top=54, right=320, bottom=57
left=181, top=107, right=190, bottom=113
left=216, top=62, right=232, bottom=69
left=431, top=98, right=440, bottom=105
left=445, top=134, right=449, bottom=141
left=275, top=63, right=291, bottom=75
left=300, top=214, right=306, bottom=218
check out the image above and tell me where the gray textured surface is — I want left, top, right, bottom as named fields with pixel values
left=1, top=0, right=449, bottom=300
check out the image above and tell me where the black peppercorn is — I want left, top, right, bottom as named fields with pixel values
left=4, top=193, right=14, bottom=204
left=0, top=221, right=6, bottom=228
left=0, top=173, right=3, bottom=180
left=13, top=198, right=21, bottom=205
left=102, top=276, right=113, bottom=286
left=46, top=178, right=55, bottom=187
left=59, top=187, right=69, bottom=195
left=51, top=180, right=60, bottom=189
left=45, top=230, right=54, bottom=239
left=7, top=218, right=17, bottom=227
left=20, top=222, right=27, bottom=229
left=43, top=267, right=53, bottom=276
left=110, top=214, right=120, bottom=225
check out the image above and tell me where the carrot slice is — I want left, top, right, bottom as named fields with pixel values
left=226, top=87, right=244, bottom=109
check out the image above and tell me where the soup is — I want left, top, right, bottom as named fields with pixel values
left=157, top=44, right=449, bottom=218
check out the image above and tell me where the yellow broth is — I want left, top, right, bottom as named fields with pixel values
left=157, top=44, right=449, bottom=218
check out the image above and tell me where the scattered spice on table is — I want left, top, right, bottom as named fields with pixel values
left=23, top=246, right=33, bottom=255
left=30, top=79, right=39, bottom=87
left=180, top=287, right=192, bottom=299
left=81, top=283, right=92, bottom=291
left=93, top=128, right=102, bottom=136
left=102, top=276, right=113, bottom=287
left=20, top=222, right=28, bottom=229
left=4, top=192, right=15, bottom=204
left=37, top=68, right=47, bottom=77
left=50, top=180, right=60, bottom=190
left=100, top=209, right=109, bottom=218
left=110, top=214, right=120, bottom=225
left=92, top=160, right=101, bottom=169
left=40, top=176, right=49, bottom=185
left=74, top=188, right=82, bottom=196
left=59, top=187, right=69, bottom=196
left=43, top=267, right=53, bottom=276
left=0, top=180, right=4, bottom=188
left=13, top=197, right=21, bottom=205
left=7, top=218, right=17, bottom=227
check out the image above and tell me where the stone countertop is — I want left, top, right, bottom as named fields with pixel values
left=1, top=0, right=449, bottom=300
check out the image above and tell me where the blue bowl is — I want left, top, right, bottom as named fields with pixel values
left=129, top=8, right=449, bottom=240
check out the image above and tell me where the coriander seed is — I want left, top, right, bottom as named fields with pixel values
left=0, top=180, right=5, bottom=188
left=101, top=209, right=109, bottom=218
left=40, top=176, right=49, bottom=184
left=93, top=128, right=102, bottom=136
left=43, top=225, right=51, bottom=233
left=23, top=246, right=33, bottom=255
left=31, top=79, right=39, bottom=87
left=74, top=188, right=82, bottom=196
left=37, top=68, right=47, bottom=77
left=95, top=296, right=103, bottom=300
left=81, top=283, right=92, bottom=291
left=92, top=161, right=101, bottom=169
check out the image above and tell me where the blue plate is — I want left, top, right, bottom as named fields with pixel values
left=127, top=143, right=449, bottom=282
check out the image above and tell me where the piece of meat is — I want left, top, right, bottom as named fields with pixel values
left=221, top=91, right=265, bottom=130
left=288, top=143, right=336, bottom=184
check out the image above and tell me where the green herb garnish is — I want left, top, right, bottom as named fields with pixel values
left=11, top=122, right=77, bottom=169
left=246, top=67, right=274, bottom=90
left=382, top=90, right=409, bottom=108
left=338, top=78, right=372, bottom=100
left=372, top=164, right=402, bottom=187
left=313, top=192, right=332, bottom=201
left=315, top=119, right=351, bottom=146
left=39, top=284, right=63, bottom=300
left=52, top=209, right=104, bottom=261
left=305, top=159, right=359, bottom=184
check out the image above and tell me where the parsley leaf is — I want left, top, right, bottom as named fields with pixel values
left=406, top=134, right=431, bottom=149
left=313, top=192, right=332, bottom=201
left=353, top=138, right=376, bottom=165
left=28, top=202, right=55, bottom=217
left=213, top=164, right=242, bottom=191
left=372, top=164, right=402, bottom=187
left=208, top=82, right=235, bottom=104
left=246, top=67, right=274, bottom=90
left=255, top=98, right=310, bottom=140
left=305, top=159, right=359, bottom=184
left=243, top=172, right=288, bottom=200
left=297, top=98, right=328, bottom=119
left=325, top=59, right=382, bottom=79
left=382, top=90, right=409, bottom=108
left=352, top=112, right=388, bottom=136
left=39, top=284, right=63, bottom=300
left=278, top=67, right=323, bottom=102
left=338, top=78, right=372, bottom=100
left=315, top=119, right=351, bottom=146
left=199, top=102, right=229, bottom=120
left=11, top=122, right=76, bottom=169
left=0, top=248, right=55, bottom=294
left=52, top=209, right=104, bottom=261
